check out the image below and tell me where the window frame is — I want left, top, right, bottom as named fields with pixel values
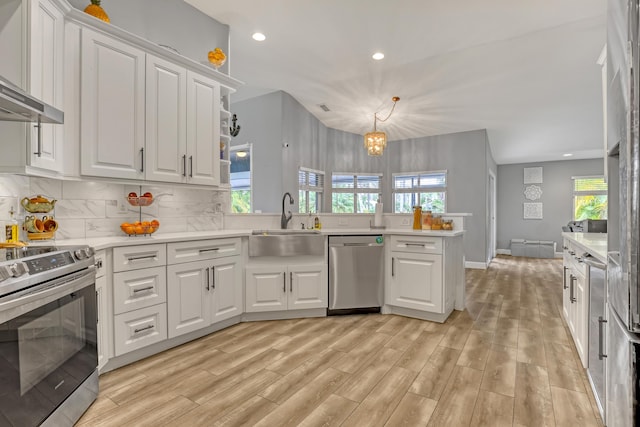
left=331, top=172, right=383, bottom=213
left=298, top=166, right=325, bottom=213
left=392, top=170, right=447, bottom=213
left=572, top=175, right=607, bottom=221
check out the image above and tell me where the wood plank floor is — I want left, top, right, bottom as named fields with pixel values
left=77, top=255, right=604, bottom=426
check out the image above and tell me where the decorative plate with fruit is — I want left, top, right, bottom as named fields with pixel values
left=127, top=192, right=154, bottom=206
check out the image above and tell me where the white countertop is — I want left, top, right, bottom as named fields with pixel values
left=561, top=232, right=607, bottom=263
left=44, top=228, right=464, bottom=250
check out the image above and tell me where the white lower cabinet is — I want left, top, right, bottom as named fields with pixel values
left=384, top=235, right=458, bottom=321
left=245, top=263, right=327, bottom=313
left=95, top=249, right=111, bottom=372
left=166, top=239, right=242, bottom=339
left=562, top=238, right=590, bottom=368
left=96, top=274, right=109, bottom=371
left=387, top=252, right=443, bottom=313
left=112, top=244, right=168, bottom=357
left=113, top=303, right=168, bottom=356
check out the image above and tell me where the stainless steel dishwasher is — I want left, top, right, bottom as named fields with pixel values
left=328, top=235, right=384, bottom=315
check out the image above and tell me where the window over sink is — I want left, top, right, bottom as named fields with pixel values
left=331, top=173, right=382, bottom=213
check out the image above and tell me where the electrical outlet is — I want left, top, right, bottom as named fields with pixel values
left=401, top=218, right=410, bottom=226
left=338, top=218, right=349, bottom=226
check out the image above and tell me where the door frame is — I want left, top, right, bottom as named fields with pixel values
left=488, top=170, right=497, bottom=263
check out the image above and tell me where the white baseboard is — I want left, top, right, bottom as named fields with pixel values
left=496, top=249, right=511, bottom=255
left=465, top=261, right=488, bottom=269
left=555, top=252, right=563, bottom=258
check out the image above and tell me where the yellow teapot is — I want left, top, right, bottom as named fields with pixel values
left=21, top=195, right=56, bottom=213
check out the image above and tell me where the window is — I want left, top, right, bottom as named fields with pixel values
left=393, top=171, right=447, bottom=213
left=573, top=176, right=607, bottom=220
left=230, top=145, right=252, bottom=213
left=299, top=167, right=324, bottom=213
left=331, top=173, right=382, bottom=213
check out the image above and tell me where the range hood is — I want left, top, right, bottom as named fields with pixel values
left=0, top=76, right=63, bottom=124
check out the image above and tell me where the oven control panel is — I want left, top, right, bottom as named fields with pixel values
left=25, top=252, right=75, bottom=274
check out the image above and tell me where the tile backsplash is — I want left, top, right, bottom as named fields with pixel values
left=0, top=176, right=229, bottom=240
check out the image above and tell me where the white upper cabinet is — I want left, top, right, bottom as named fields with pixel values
left=0, top=0, right=65, bottom=176
left=145, top=55, right=187, bottom=183
left=28, top=0, right=64, bottom=172
left=186, top=71, right=220, bottom=186
left=145, top=56, right=220, bottom=186
left=80, top=27, right=146, bottom=180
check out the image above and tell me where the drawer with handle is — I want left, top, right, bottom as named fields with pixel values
left=113, top=303, right=167, bottom=356
left=113, top=266, right=167, bottom=314
left=167, top=238, right=241, bottom=265
left=388, top=235, right=443, bottom=254
left=113, top=244, right=166, bottom=272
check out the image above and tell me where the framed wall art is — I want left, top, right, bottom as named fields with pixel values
left=523, top=202, right=543, bottom=219
left=523, top=167, right=543, bottom=184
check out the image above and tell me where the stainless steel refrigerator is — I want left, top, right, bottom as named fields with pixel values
left=606, top=0, right=640, bottom=425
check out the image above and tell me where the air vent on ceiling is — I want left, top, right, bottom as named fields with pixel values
left=318, top=104, right=330, bottom=112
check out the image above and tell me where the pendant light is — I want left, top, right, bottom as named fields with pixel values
left=364, top=96, right=400, bottom=156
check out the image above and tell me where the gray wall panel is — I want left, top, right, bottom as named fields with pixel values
left=232, top=92, right=284, bottom=213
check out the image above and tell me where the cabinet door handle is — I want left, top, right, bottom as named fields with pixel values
left=562, top=266, right=569, bottom=289
left=199, top=248, right=219, bottom=253
left=95, top=259, right=103, bottom=269
left=140, top=147, right=145, bottom=173
left=406, top=243, right=427, bottom=248
left=33, top=119, right=42, bottom=157
left=283, top=272, right=286, bottom=292
left=95, top=290, right=99, bottom=324
left=206, top=267, right=210, bottom=291
left=212, top=266, right=216, bottom=290
left=127, top=255, right=156, bottom=262
left=569, top=274, right=576, bottom=303
left=598, top=316, right=607, bottom=360
left=290, top=272, right=293, bottom=292
left=392, top=257, right=395, bottom=277
left=133, top=286, right=154, bottom=294
left=189, top=156, right=193, bottom=177
left=134, top=325, right=154, bottom=334
left=182, top=154, right=187, bottom=177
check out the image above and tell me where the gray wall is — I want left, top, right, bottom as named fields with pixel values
left=66, top=0, right=229, bottom=73
left=231, top=92, right=284, bottom=213
left=497, top=158, right=604, bottom=252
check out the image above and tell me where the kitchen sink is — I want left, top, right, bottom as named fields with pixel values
left=249, top=230, right=324, bottom=257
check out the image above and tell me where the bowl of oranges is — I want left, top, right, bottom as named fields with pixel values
left=121, top=220, right=160, bottom=236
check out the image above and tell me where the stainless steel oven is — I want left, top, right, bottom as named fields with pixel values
left=0, top=246, right=98, bottom=426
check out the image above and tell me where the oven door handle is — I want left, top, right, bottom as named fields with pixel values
left=0, top=267, right=96, bottom=323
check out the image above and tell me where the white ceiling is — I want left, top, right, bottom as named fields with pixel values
left=186, top=0, right=607, bottom=164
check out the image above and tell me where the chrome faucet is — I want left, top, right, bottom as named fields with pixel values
left=281, top=192, right=294, bottom=229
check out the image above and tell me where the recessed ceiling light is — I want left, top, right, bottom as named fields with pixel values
left=563, top=153, right=573, bottom=157
left=252, top=32, right=266, bottom=42
left=236, top=151, right=247, bottom=158
left=372, top=52, right=385, bottom=60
